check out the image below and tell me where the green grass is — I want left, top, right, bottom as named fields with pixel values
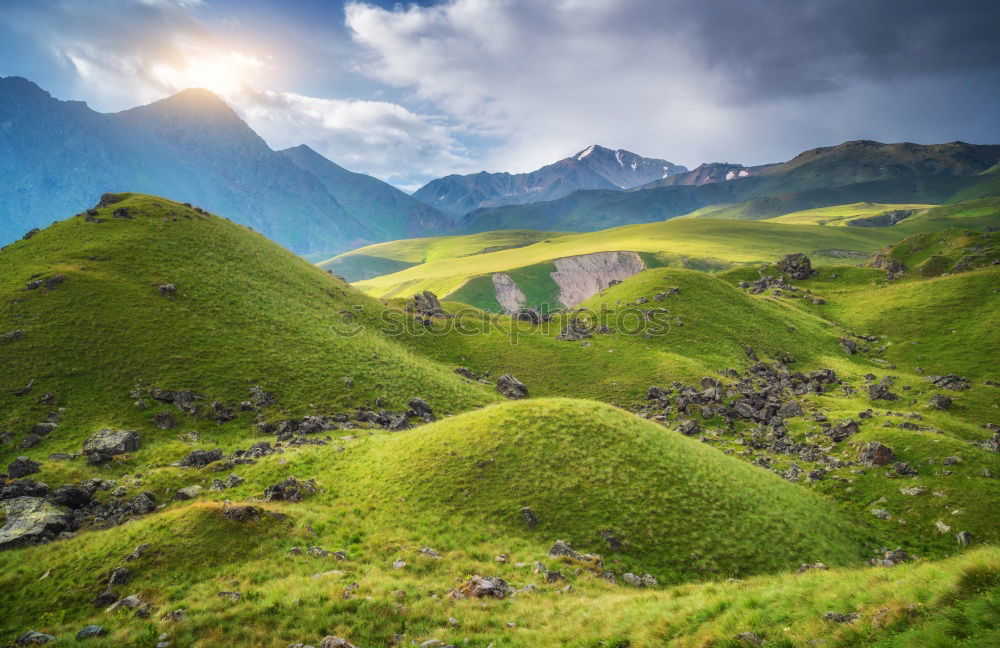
left=765, top=202, right=936, bottom=225
left=0, top=194, right=499, bottom=469
left=1, top=193, right=998, bottom=647
left=350, top=199, right=998, bottom=301
left=318, top=230, right=565, bottom=282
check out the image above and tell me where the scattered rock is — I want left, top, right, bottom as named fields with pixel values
left=124, top=543, right=153, bottom=562
left=318, top=638, right=358, bottom=648
left=222, top=504, right=263, bottom=522
left=153, top=411, right=176, bottom=430
left=83, top=429, right=140, bottom=464
left=928, top=374, right=970, bottom=391
left=7, top=456, right=41, bottom=479
left=176, top=448, right=223, bottom=468
left=108, top=566, right=131, bottom=586
left=928, top=393, right=952, bottom=410
left=796, top=563, right=828, bottom=573
left=520, top=506, right=538, bottom=529
left=775, top=253, right=815, bottom=280
left=453, top=575, right=512, bottom=599
left=263, top=477, right=316, bottom=502
left=14, top=631, right=56, bottom=645
left=408, top=291, right=445, bottom=317
left=823, top=611, right=860, bottom=623
left=868, top=548, right=908, bottom=567
left=496, top=374, right=528, bottom=399
left=867, top=380, right=900, bottom=401
left=828, top=419, right=859, bottom=442
left=2, top=328, right=27, bottom=342
left=838, top=337, right=858, bottom=355
left=107, top=593, right=145, bottom=613
left=126, top=493, right=156, bottom=516
left=859, top=441, right=896, bottom=466
left=174, top=485, right=202, bottom=500
left=407, top=397, right=435, bottom=422
left=76, top=625, right=107, bottom=640
left=957, top=530, right=972, bottom=545
left=0, top=496, right=73, bottom=550
left=548, top=540, right=602, bottom=568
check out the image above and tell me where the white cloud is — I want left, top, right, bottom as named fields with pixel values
left=344, top=0, right=1000, bottom=173
left=0, top=0, right=472, bottom=185
left=232, top=88, right=473, bottom=183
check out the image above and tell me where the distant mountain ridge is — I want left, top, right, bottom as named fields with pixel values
left=412, top=144, right=687, bottom=215
left=0, top=76, right=452, bottom=254
left=459, top=140, right=1000, bottom=233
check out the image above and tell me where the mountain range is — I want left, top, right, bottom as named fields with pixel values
left=0, top=76, right=452, bottom=254
left=411, top=144, right=687, bottom=215
left=2, top=76, right=999, bottom=256
left=457, top=140, right=1000, bottom=232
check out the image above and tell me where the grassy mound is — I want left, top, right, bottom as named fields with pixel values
left=345, top=398, right=868, bottom=580
left=0, top=194, right=498, bottom=465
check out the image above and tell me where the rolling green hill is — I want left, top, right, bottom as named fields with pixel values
left=1, top=193, right=997, bottom=647
left=318, top=229, right=565, bottom=282
left=0, top=193, right=499, bottom=463
left=349, top=198, right=997, bottom=303
left=726, top=202, right=935, bottom=225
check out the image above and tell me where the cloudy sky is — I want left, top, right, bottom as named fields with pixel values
left=2, top=0, right=999, bottom=190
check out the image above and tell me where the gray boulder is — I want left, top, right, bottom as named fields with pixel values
left=176, top=448, right=223, bottom=468
left=408, top=290, right=445, bottom=317
left=496, top=374, right=528, bottom=399
left=859, top=441, right=896, bottom=466
left=76, top=625, right=107, bottom=640
left=775, top=253, right=815, bottom=280
left=0, top=497, right=73, bottom=550
left=14, top=631, right=56, bottom=645
left=7, top=456, right=41, bottom=479
left=83, top=428, right=140, bottom=464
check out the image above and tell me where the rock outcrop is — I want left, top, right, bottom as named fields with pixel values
left=491, top=273, right=527, bottom=314
left=551, top=251, right=645, bottom=307
left=0, top=497, right=73, bottom=550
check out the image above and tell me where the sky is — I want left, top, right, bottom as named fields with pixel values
left=2, top=0, right=999, bottom=191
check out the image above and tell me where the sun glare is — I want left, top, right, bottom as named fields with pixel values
left=152, top=50, right=264, bottom=97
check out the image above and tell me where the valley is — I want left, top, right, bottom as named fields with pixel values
left=1, top=191, right=997, bottom=647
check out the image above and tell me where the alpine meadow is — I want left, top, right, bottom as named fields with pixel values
left=0, top=1, right=998, bottom=647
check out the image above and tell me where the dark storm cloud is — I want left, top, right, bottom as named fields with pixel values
left=662, top=0, right=1000, bottom=100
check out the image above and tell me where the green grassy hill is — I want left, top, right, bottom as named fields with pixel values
left=349, top=198, right=997, bottom=302
left=762, top=202, right=935, bottom=225
left=319, top=229, right=565, bottom=282
left=1, top=193, right=997, bottom=647
left=0, top=194, right=499, bottom=465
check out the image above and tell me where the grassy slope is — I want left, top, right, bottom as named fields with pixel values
left=1, top=195, right=998, bottom=647
left=389, top=267, right=844, bottom=402
left=351, top=199, right=998, bottom=301
left=1, top=431, right=995, bottom=646
left=0, top=194, right=499, bottom=469
left=354, top=219, right=900, bottom=299
left=0, top=398, right=873, bottom=646
left=318, top=230, right=565, bottom=282
left=765, top=202, right=935, bottom=225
